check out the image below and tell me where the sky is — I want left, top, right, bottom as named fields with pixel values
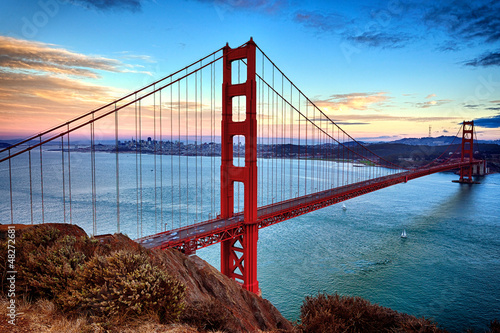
left=1, top=0, right=500, bottom=142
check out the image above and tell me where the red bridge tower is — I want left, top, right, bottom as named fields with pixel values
left=220, top=39, right=260, bottom=294
left=459, top=121, right=475, bottom=183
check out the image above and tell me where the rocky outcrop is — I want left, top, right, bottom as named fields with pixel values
left=153, top=247, right=293, bottom=332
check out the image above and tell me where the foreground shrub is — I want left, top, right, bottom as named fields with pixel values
left=299, top=293, right=445, bottom=333
left=0, top=226, right=104, bottom=299
left=21, top=234, right=102, bottom=299
left=59, top=249, right=185, bottom=324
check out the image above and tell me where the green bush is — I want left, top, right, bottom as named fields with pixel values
left=0, top=226, right=102, bottom=299
left=59, top=249, right=185, bottom=324
left=19, top=234, right=100, bottom=299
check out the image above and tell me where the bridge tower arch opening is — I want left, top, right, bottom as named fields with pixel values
left=220, top=38, right=260, bottom=294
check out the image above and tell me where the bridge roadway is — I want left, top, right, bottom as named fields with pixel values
left=137, top=160, right=481, bottom=253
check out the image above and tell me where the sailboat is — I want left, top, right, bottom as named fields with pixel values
left=342, top=203, right=347, bottom=211
left=401, top=229, right=407, bottom=238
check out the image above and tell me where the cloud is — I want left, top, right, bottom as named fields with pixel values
left=293, top=0, right=498, bottom=52
left=464, top=50, right=500, bottom=67
left=309, top=119, right=370, bottom=125
left=0, top=36, right=122, bottom=78
left=436, top=40, right=462, bottom=52
left=490, top=100, right=500, bottom=103
left=294, top=11, right=346, bottom=32
left=117, top=52, right=156, bottom=63
left=357, top=135, right=400, bottom=141
left=67, top=0, right=144, bottom=12
left=347, top=32, right=410, bottom=49
left=442, top=129, right=449, bottom=133
left=195, top=0, right=284, bottom=14
left=321, top=113, right=460, bottom=124
left=294, top=9, right=412, bottom=49
left=314, top=92, right=390, bottom=111
left=422, top=0, right=500, bottom=44
left=426, top=94, right=436, bottom=99
left=414, top=99, right=452, bottom=108
left=487, top=107, right=500, bottom=111
left=334, top=121, right=370, bottom=125
left=464, top=104, right=480, bottom=108
left=474, top=114, right=500, bottom=128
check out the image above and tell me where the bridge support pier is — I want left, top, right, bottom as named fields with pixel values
left=221, top=224, right=259, bottom=294
left=220, top=39, right=260, bottom=294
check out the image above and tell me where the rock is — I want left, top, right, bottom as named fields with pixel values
left=152, top=248, right=294, bottom=332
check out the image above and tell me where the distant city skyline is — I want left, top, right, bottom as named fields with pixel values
left=1, top=0, right=500, bottom=141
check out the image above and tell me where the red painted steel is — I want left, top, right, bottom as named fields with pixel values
left=459, top=121, right=474, bottom=183
left=220, top=39, right=259, bottom=294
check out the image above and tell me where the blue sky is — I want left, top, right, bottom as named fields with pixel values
left=1, top=0, right=500, bottom=140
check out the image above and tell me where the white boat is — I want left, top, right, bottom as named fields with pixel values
left=401, top=229, right=407, bottom=238
left=342, top=203, right=347, bottom=211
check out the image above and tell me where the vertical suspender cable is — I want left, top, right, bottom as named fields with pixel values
left=195, top=71, right=198, bottom=222
left=29, top=150, right=33, bottom=224
left=267, top=82, right=270, bottom=206
left=91, top=116, right=96, bottom=235
left=8, top=150, right=13, bottom=224
left=170, top=78, right=174, bottom=230
left=178, top=81, right=181, bottom=228
left=160, top=89, right=163, bottom=232
left=271, top=67, right=275, bottom=205
left=40, top=137, right=45, bottom=223
left=139, top=99, right=143, bottom=237
left=67, top=124, right=72, bottom=224
left=154, top=86, right=157, bottom=233
left=305, top=102, right=308, bottom=195
left=115, top=103, right=120, bottom=233
left=135, top=96, right=139, bottom=237
left=297, top=94, right=302, bottom=196
left=210, top=61, right=214, bottom=218
left=196, top=66, right=203, bottom=219
left=185, top=70, right=189, bottom=226
left=290, top=84, right=293, bottom=201
left=61, top=136, right=66, bottom=223
left=281, top=75, right=284, bottom=203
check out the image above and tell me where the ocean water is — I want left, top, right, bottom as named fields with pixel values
left=1, top=152, right=499, bottom=331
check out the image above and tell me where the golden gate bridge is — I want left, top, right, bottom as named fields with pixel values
left=0, top=38, right=486, bottom=294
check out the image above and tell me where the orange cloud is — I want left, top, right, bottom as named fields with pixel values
left=314, top=92, right=390, bottom=111
left=0, top=36, right=123, bottom=78
left=0, top=36, right=136, bottom=138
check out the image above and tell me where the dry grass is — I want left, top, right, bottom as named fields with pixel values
left=0, top=297, right=201, bottom=333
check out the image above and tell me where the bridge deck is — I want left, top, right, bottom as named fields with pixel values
left=136, top=160, right=482, bottom=253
